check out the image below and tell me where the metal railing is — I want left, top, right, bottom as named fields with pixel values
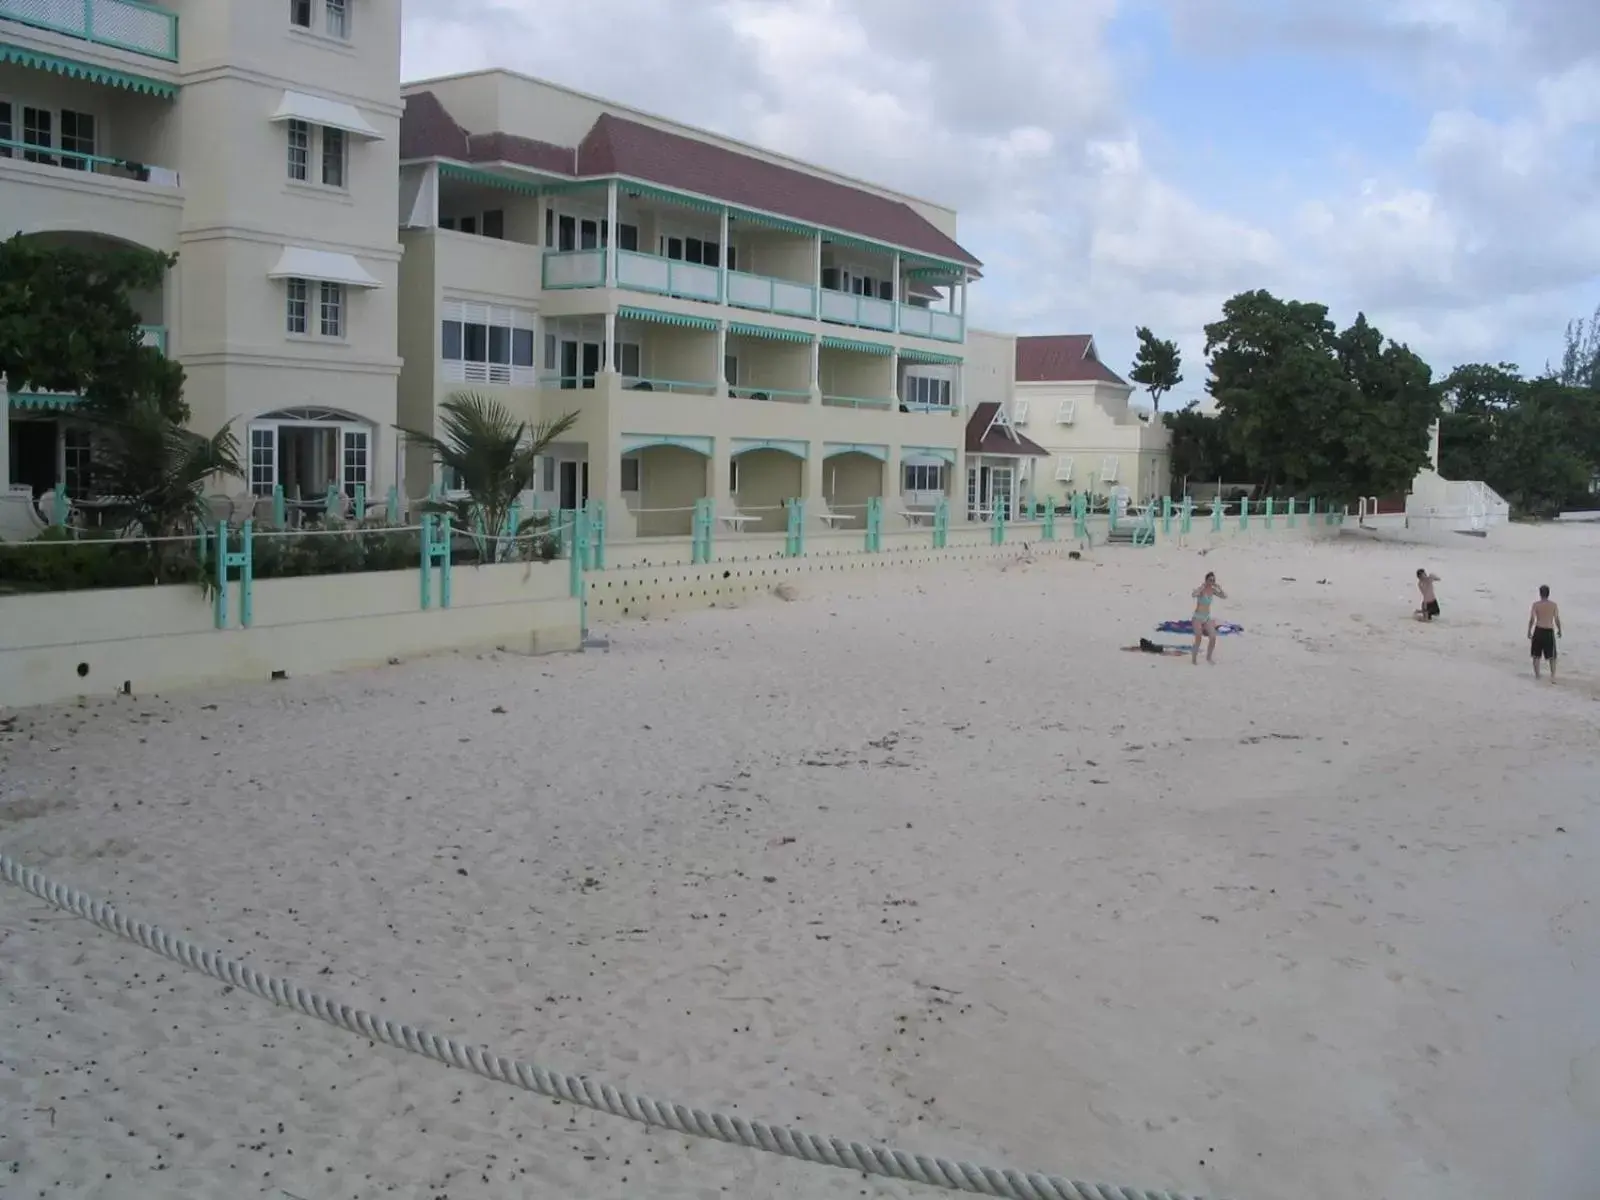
left=894, top=303, right=963, bottom=342
left=620, top=376, right=717, bottom=395
left=730, top=385, right=810, bottom=403
left=725, top=269, right=814, bottom=317
left=821, top=392, right=894, bottom=410
left=818, top=287, right=895, bottom=331
left=0, top=0, right=178, bottom=61
left=0, top=138, right=180, bottom=186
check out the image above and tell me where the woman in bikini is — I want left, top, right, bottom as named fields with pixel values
left=1191, top=571, right=1227, bottom=665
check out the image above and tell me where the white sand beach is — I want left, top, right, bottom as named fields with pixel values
left=3, top=523, right=1598, bottom=1200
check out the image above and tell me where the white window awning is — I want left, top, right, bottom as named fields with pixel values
left=270, top=90, right=383, bottom=139
left=269, top=247, right=382, bottom=289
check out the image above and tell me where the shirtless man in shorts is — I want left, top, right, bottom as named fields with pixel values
left=1528, top=585, right=1561, bottom=682
left=1416, top=568, right=1441, bottom=621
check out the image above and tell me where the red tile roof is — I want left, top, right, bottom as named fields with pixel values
left=1015, top=334, right=1128, bottom=386
left=401, top=92, right=980, bottom=268
left=965, top=403, right=1048, bottom=456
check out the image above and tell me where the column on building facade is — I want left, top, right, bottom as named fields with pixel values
left=605, top=181, right=619, bottom=286
left=804, top=445, right=826, bottom=509
left=0, top=386, right=9, bottom=490
left=883, top=445, right=902, bottom=512
left=709, top=437, right=732, bottom=511
left=603, top=311, right=616, bottom=372
left=890, top=252, right=901, bottom=332
left=889, top=349, right=900, bottom=409
left=812, top=233, right=824, bottom=319
left=958, top=270, right=968, bottom=331
left=954, top=361, right=965, bottom=414
left=809, top=335, right=822, bottom=403
left=718, top=208, right=730, bottom=303
left=715, top=321, right=728, bottom=396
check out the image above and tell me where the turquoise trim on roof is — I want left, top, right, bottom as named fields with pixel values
left=621, top=433, right=714, bottom=457
left=899, top=348, right=964, bottom=365
left=622, top=180, right=721, bottom=214
left=616, top=305, right=719, bottom=331
left=822, top=442, right=888, bottom=461
left=901, top=445, right=957, bottom=465
left=730, top=209, right=813, bottom=238
left=438, top=162, right=541, bottom=196
left=9, top=391, right=82, bottom=411
left=820, top=335, right=893, bottom=357
left=727, top=321, right=812, bottom=344
left=731, top=437, right=808, bottom=459
left=0, top=42, right=176, bottom=97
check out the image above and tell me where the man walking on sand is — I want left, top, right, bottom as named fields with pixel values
left=1416, top=568, right=1441, bottom=621
left=1528, top=585, right=1561, bottom=682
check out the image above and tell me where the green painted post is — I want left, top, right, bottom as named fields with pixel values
left=213, top=520, right=228, bottom=629
left=212, top=520, right=253, bottom=628
left=272, top=485, right=286, bottom=527
left=1287, top=498, right=1297, bottom=528
left=1181, top=497, right=1193, bottom=535
left=419, top=514, right=432, bottom=609
left=386, top=486, right=400, bottom=525
left=588, top=501, right=606, bottom=570
left=238, top=520, right=254, bottom=627
left=569, top=507, right=589, bottom=598
left=1162, top=496, right=1173, bottom=536
left=1211, top=499, right=1223, bottom=532
left=933, top=496, right=948, bottom=549
left=420, top=513, right=453, bottom=609
left=1309, top=497, right=1318, bottom=524
left=866, top=495, right=882, bottom=552
left=51, top=483, right=68, bottom=526
left=324, top=483, right=339, bottom=518
left=991, top=503, right=1006, bottom=545
left=1265, top=497, right=1275, bottom=528
left=1073, top=491, right=1087, bottom=539
left=1106, top=496, right=1119, bottom=535
left=1239, top=498, right=1250, bottom=530
left=353, top=484, right=366, bottom=522
left=1042, top=503, right=1056, bottom=542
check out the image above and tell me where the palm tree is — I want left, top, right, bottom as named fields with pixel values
left=398, top=391, right=579, bottom=563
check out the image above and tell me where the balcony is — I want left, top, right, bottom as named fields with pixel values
left=1, top=139, right=180, bottom=187
left=542, top=249, right=603, bottom=290
left=819, top=288, right=894, bottom=332
left=615, top=249, right=718, bottom=302
left=0, top=0, right=178, bottom=62
left=895, top=303, right=963, bottom=343
left=725, top=270, right=814, bottom=318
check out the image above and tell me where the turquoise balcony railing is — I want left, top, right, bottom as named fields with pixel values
left=0, top=0, right=179, bottom=62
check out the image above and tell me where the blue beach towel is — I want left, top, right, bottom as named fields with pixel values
left=1157, top=619, right=1244, bottom=636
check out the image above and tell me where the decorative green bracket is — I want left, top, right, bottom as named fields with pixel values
left=1265, top=497, right=1275, bottom=528
left=1161, top=496, right=1173, bottom=536
left=691, top=498, right=714, bottom=564
left=865, top=496, right=883, bottom=552
left=569, top=507, right=589, bottom=599
left=213, top=520, right=253, bottom=629
left=991, top=504, right=1006, bottom=545
left=420, top=513, right=452, bottom=610
left=1073, top=492, right=1088, bottom=540
left=51, top=483, right=68, bottom=526
left=1041, top=504, right=1056, bottom=542
left=1181, top=497, right=1194, bottom=535
left=1240, top=499, right=1250, bottom=531
left=932, top=497, right=949, bottom=549
left=272, top=485, right=286, bottom=527
left=586, top=501, right=606, bottom=570
left=1211, top=501, right=1223, bottom=532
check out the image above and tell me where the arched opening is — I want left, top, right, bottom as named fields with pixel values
left=822, top=449, right=885, bottom=517
left=622, top=439, right=710, bottom=537
left=730, top=445, right=803, bottom=533
left=247, top=407, right=374, bottom=504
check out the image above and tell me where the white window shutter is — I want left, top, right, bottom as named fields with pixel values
left=1054, top=455, right=1074, bottom=481
left=1056, top=399, right=1076, bottom=424
left=1013, top=399, right=1029, bottom=425
left=1100, top=456, right=1119, bottom=482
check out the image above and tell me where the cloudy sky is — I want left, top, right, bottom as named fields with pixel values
left=400, top=0, right=1600, bottom=404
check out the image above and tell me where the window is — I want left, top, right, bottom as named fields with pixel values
left=903, top=463, right=944, bottom=494
left=321, top=126, right=346, bottom=187
left=290, top=0, right=312, bottom=27
left=0, top=101, right=11, bottom=158
left=481, top=209, right=504, bottom=239
left=660, top=233, right=733, bottom=269
left=319, top=282, right=344, bottom=337
left=557, top=214, right=576, bottom=251
left=729, top=459, right=740, bottom=494
left=617, top=223, right=638, bottom=251
left=341, top=429, right=368, bottom=497
left=287, top=122, right=349, bottom=189
left=440, top=301, right=537, bottom=385
left=286, top=278, right=309, bottom=334
left=613, top=342, right=641, bottom=378
left=325, top=0, right=349, bottom=39
left=825, top=265, right=891, bottom=299
left=286, top=119, right=310, bottom=181
left=59, top=110, right=93, bottom=169
left=250, top=428, right=277, bottom=495
left=724, top=355, right=738, bottom=387
left=539, top=456, right=556, bottom=493
left=22, top=106, right=52, bottom=164
left=63, top=427, right=93, bottom=498
left=620, top=457, right=640, bottom=493
left=579, top=218, right=599, bottom=250
left=902, top=375, right=952, bottom=409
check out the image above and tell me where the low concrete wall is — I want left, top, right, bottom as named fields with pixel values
left=0, top=562, right=581, bottom=709
left=588, top=517, right=1337, bottom=620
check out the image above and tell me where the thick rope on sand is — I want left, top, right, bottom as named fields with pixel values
left=0, top=851, right=1220, bottom=1200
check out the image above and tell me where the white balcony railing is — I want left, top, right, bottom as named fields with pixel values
left=541, top=249, right=604, bottom=290
left=896, top=304, right=962, bottom=342
left=615, top=250, right=718, bottom=302
left=725, top=269, right=814, bottom=317
left=819, top=288, right=894, bottom=331
left=0, top=0, right=179, bottom=61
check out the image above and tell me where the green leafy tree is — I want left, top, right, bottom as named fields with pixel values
left=88, top=406, right=242, bottom=541
left=399, top=392, right=579, bottom=563
left=1162, top=403, right=1248, bottom=494
left=1204, top=290, right=1438, bottom=498
left=1554, top=303, right=1600, bottom=390
left=0, top=234, right=186, bottom=423
left=1437, top=362, right=1523, bottom=482
left=1129, top=326, right=1183, bottom=412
